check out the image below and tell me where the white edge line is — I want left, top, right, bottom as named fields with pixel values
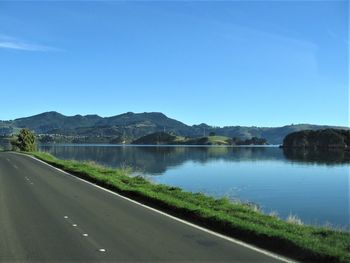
left=16, top=152, right=296, bottom=263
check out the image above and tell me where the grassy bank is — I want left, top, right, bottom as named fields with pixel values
left=27, top=151, right=350, bottom=263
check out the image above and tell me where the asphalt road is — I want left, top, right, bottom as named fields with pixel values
left=0, top=152, right=288, bottom=262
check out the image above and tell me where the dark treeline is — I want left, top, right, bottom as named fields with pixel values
left=283, top=129, right=350, bottom=149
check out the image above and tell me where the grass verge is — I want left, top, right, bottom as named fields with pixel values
left=27, top=151, right=350, bottom=263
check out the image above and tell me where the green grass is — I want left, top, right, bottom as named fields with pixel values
left=183, top=135, right=232, bottom=145
left=27, top=151, right=350, bottom=263
left=206, top=135, right=232, bottom=145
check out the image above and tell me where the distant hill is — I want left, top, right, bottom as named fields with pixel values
left=185, top=135, right=233, bottom=145
left=1, top=111, right=348, bottom=144
left=132, top=132, right=184, bottom=145
left=13, top=112, right=102, bottom=133
left=132, top=133, right=234, bottom=145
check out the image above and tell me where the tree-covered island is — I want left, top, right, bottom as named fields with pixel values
left=283, top=129, right=350, bottom=149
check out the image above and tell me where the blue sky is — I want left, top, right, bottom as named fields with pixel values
left=0, top=0, right=348, bottom=127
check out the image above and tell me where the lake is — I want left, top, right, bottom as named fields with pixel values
left=39, top=144, right=349, bottom=229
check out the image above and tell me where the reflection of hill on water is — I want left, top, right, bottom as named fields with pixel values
left=0, top=138, right=11, bottom=150
left=39, top=145, right=286, bottom=174
left=283, top=148, right=350, bottom=165
left=40, top=145, right=350, bottom=174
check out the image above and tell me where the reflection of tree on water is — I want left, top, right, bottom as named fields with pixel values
left=283, top=148, right=350, bottom=165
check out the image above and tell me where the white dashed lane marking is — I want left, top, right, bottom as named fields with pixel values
left=24, top=176, right=34, bottom=185
left=63, top=215, right=106, bottom=254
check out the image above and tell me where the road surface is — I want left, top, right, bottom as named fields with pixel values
left=0, top=152, right=288, bottom=262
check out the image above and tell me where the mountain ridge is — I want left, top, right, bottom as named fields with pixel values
left=0, top=111, right=348, bottom=144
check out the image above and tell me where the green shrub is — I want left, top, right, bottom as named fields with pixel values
left=11, top=128, right=36, bottom=152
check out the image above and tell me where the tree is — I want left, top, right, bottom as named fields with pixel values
left=11, top=128, right=36, bottom=152
left=209, top=132, right=216, bottom=137
left=232, top=137, right=241, bottom=145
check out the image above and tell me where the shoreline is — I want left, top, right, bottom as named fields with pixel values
left=38, top=143, right=280, bottom=147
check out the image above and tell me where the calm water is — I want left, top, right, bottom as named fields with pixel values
left=39, top=144, right=350, bottom=229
